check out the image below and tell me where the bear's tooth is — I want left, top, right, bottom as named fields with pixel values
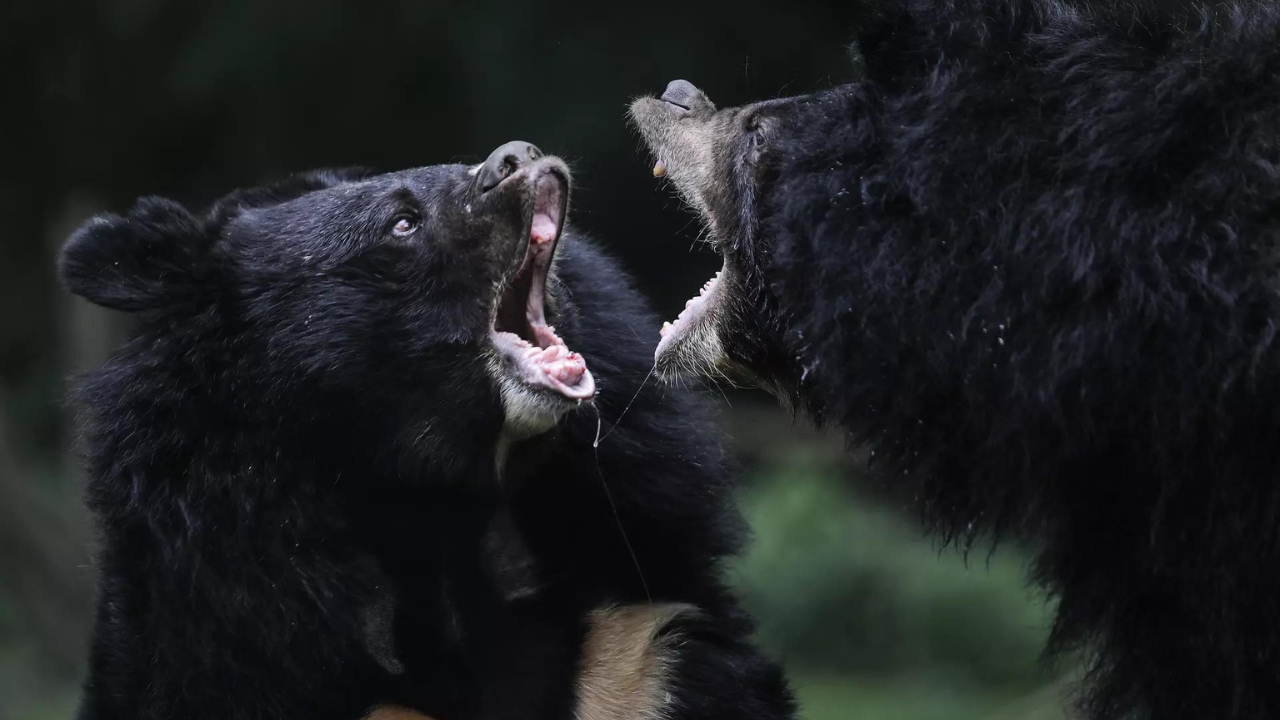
left=653, top=162, right=667, bottom=178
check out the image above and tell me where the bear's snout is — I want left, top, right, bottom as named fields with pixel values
left=660, top=79, right=702, bottom=113
left=476, top=140, right=544, bottom=194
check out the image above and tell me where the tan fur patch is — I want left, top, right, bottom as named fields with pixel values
left=360, top=705, right=437, bottom=720
left=574, top=603, right=697, bottom=720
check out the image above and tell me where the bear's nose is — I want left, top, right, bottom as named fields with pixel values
left=660, top=79, right=699, bottom=111
left=477, top=140, right=543, bottom=193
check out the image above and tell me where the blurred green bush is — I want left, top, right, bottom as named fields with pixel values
left=730, top=452, right=1073, bottom=720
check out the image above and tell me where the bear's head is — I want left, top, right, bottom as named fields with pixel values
left=60, top=143, right=596, bottom=484
left=629, top=80, right=816, bottom=396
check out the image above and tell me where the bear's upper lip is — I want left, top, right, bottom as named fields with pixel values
left=490, top=169, right=595, bottom=401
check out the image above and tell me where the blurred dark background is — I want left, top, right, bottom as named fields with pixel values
left=2, top=1, right=1072, bottom=718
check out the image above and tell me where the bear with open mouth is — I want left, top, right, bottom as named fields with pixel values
left=60, top=142, right=794, bottom=720
left=630, top=1, right=1280, bottom=719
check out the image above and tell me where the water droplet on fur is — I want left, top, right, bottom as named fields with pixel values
left=465, top=204, right=472, bottom=213
left=997, top=337, right=1004, bottom=345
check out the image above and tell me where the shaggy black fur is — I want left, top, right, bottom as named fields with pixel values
left=60, top=160, right=794, bottom=720
left=631, top=1, right=1280, bottom=718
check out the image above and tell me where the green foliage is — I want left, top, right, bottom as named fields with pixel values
left=730, top=453, right=1072, bottom=720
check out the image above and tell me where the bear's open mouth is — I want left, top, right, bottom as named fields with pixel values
left=490, top=173, right=596, bottom=401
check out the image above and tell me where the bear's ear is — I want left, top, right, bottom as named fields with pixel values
left=58, top=197, right=207, bottom=312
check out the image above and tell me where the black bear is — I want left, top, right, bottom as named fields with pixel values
left=630, top=1, right=1280, bottom=719
left=60, top=142, right=795, bottom=720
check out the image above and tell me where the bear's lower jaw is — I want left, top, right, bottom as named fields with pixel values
left=489, top=319, right=595, bottom=440
left=492, top=324, right=596, bottom=402
left=494, top=368, right=586, bottom=440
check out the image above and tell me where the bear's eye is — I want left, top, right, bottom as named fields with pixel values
left=391, top=215, right=420, bottom=238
